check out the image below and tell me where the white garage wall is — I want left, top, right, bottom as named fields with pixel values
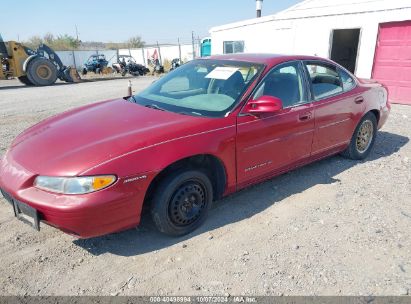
left=210, top=0, right=411, bottom=78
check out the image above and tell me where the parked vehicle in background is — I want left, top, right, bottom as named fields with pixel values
left=112, top=55, right=150, bottom=76
left=0, top=54, right=390, bottom=238
left=151, top=59, right=164, bottom=75
left=169, top=58, right=183, bottom=71
left=0, top=38, right=79, bottom=86
left=82, top=54, right=109, bottom=75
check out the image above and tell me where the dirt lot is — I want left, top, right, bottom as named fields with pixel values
left=0, top=78, right=410, bottom=296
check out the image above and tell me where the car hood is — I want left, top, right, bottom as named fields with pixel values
left=7, top=99, right=216, bottom=176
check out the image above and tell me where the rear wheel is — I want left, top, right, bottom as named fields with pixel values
left=26, top=57, right=58, bottom=86
left=151, top=170, right=213, bottom=236
left=342, top=112, right=377, bottom=160
left=18, top=75, right=33, bottom=86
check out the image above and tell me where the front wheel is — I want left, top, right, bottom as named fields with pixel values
left=342, top=112, right=377, bottom=160
left=18, top=75, right=33, bottom=86
left=26, top=57, right=58, bottom=86
left=151, top=170, right=213, bottom=236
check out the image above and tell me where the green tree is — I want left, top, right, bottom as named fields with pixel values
left=24, top=34, right=80, bottom=51
left=43, top=33, right=54, bottom=45
left=25, top=35, right=43, bottom=49
left=127, top=36, right=145, bottom=48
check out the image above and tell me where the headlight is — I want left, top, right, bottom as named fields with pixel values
left=34, top=175, right=117, bottom=194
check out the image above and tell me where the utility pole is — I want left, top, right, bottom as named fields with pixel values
left=72, top=50, right=77, bottom=69
left=75, top=25, right=79, bottom=43
left=156, top=41, right=162, bottom=65
left=178, top=38, right=182, bottom=62
left=191, top=31, right=196, bottom=60
left=142, top=47, right=146, bottom=65
left=74, top=25, right=79, bottom=68
left=197, top=35, right=201, bottom=58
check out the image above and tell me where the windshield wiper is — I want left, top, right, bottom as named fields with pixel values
left=178, top=111, right=202, bottom=116
left=125, top=95, right=137, bottom=103
left=145, top=104, right=165, bottom=111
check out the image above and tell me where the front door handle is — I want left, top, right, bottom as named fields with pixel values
left=355, top=96, right=364, bottom=104
left=299, top=112, right=312, bottom=121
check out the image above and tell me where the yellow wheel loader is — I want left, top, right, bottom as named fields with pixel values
left=0, top=37, right=80, bottom=86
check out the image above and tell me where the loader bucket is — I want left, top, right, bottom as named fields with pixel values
left=61, top=67, right=82, bottom=83
left=68, top=67, right=82, bottom=83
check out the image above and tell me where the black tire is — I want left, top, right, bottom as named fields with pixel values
left=82, top=68, right=88, bottom=75
left=26, top=57, right=58, bottom=86
left=341, top=112, right=377, bottom=160
left=151, top=169, right=213, bottom=236
left=18, top=75, right=33, bottom=86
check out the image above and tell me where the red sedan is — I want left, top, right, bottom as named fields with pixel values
left=0, top=54, right=390, bottom=238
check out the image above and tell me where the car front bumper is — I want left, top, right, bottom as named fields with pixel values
left=377, top=103, right=391, bottom=130
left=0, top=155, right=154, bottom=238
left=0, top=183, right=148, bottom=238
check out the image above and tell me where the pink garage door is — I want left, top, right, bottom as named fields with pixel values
left=372, top=21, right=411, bottom=105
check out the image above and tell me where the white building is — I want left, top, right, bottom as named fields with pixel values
left=210, top=0, right=411, bottom=104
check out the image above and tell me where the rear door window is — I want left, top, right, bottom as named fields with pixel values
left=304, top=62, right=344, bottom=100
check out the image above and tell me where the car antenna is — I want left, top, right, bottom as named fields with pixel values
left=128, top=80, right=132, bottom=96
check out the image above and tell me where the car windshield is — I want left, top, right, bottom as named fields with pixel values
left=131, top=59, right=264, bottom=117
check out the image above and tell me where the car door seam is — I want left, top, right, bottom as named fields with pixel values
left=318, top=118, right=351, bottom=129
left=242, top=129, right=314, bottom=152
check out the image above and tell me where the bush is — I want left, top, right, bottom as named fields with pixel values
left=23, top=34, right=80, bottom=51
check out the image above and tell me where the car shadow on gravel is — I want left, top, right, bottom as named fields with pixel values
left=74, top=131, right=409, bottom=256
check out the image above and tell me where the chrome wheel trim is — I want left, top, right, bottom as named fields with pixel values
left=356, top=120, right=374, bottom=153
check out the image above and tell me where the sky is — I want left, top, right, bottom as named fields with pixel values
left=1, top=0, right=302, bottom=45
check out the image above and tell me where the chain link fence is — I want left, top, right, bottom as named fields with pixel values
left=55, top=41, right=201, bottom=71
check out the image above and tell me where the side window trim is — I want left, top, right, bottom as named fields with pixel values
left=337, top=67, right=358, bottom=93
left=303, top=60, right=346, bottom=102
left=299, top=60, right=314, bottom=102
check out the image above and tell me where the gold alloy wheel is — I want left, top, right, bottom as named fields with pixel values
left=356, top=120, right=374, bottom=153
left=36, top=65, right=52, bottom=80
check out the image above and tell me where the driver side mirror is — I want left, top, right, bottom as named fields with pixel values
left=244, top=95, right=283, bottom=114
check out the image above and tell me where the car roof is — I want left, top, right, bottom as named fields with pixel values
left=209, top=53, right=331, bottom=66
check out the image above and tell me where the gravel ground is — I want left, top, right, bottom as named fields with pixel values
left=0, top=78, right=410, bottom=296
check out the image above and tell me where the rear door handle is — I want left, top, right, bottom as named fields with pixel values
left=355, top=96, right=364, bottom=104
left=299, top=112, right=312, bottom=121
